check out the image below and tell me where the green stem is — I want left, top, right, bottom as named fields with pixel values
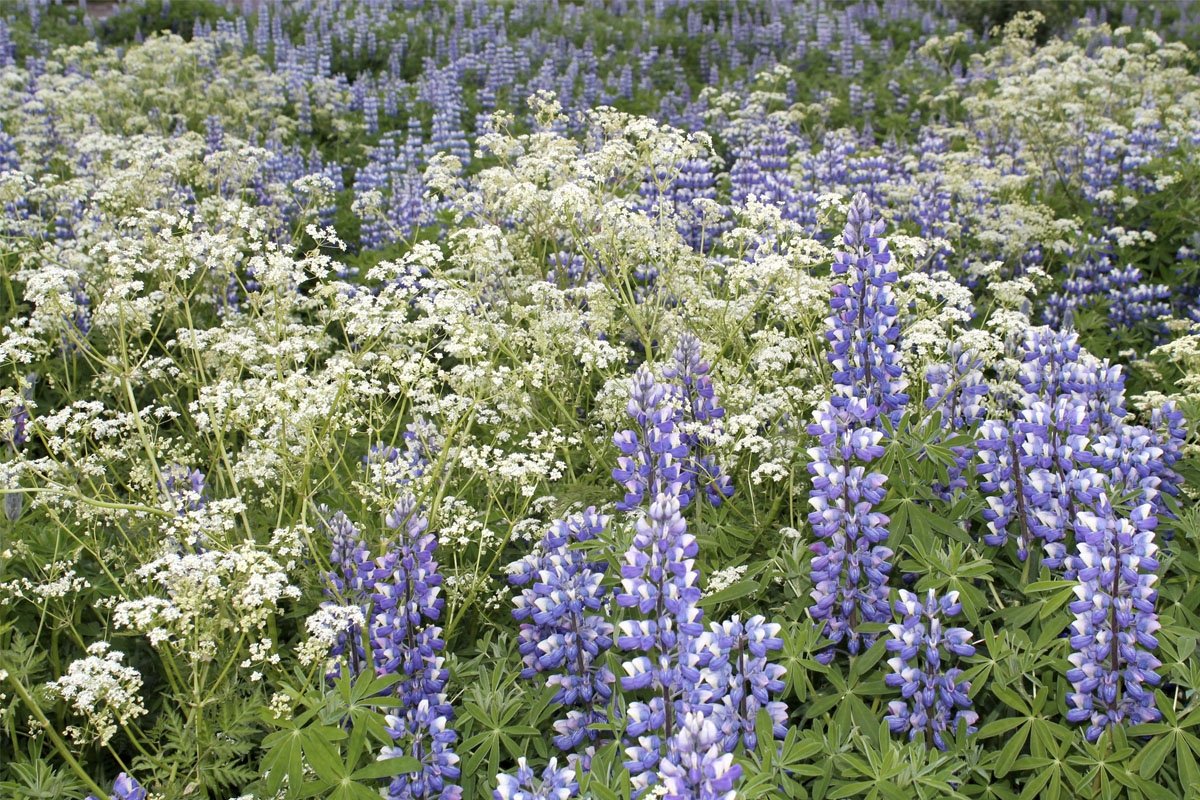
left=4, top=671, right=109, bottom=800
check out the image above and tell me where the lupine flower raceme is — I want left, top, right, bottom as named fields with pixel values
left=1065, top=496, right=1162, bottom=742
left=508, top=508, right=615, bottom=753
left=373, top=496, right=462, bottom=800
left=86, top=773, right=147, bottom=800
left=883, top=589, right=977, bottom=750
left=807, top=194, right=905, bottom=661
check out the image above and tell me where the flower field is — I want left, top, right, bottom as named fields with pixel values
left=3, top=1, right=1200, bottom=798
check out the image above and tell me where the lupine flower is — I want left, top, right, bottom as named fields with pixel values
left=807, top=399, right=894, bottom=662
left=160, top=464, right=207, bottom=515
left=493, top=757, right=578, bottom=800
left=805, top=195, right=907, bottom=661
left=827, top=195, right=908, bottom=427
left=1065, top=497, right=1162, bottom=742
left=663, top=333, right=732, bottom=507
left=1149, top=401, right=1186, bottom=517
left=659, top=711, right=743, bottom=800
left=616, top=492, right=704, bottom=793
left=366, top=417, right=443, bottom=488
left=373, top=496, right=462, bottom=800
left=977, top=329, right=1105, bottom=569
left=86, top=773, right=147, bottom=800
left=925, top=345, right=988, bottom=499
left=701, top=615, right=788, bottom=751
left=612, top=367, right=687, bottom=511
left=509, top=508, right=615, bottom=752
left=884, top=590, right=977, bottom=750
left=319, top=507, right=374, bottom=679
left=4, top=376, right=32, bottom=451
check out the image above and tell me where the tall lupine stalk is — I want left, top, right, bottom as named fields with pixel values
left=701, top=615, right=788, bottom=751
left=508, top=509, right=615, bottom=753
left=807, top=194, right=906, bottom=662
left=883, top=590, right=977, bottom=750
left=976, top=330, right=1096, bottom=570
left=925, top=345, right=988, bottom=500
left=663, top=333, right=733, bottom=509
left=493, top=758, right=578, bottom=800
left=616, top=492, right=705, bottom=796
left=612, top=366, right=687, bottom=512
left=319, top=507, right=373, bottom=680
left=1065, top=496, right=1162, bottom=742
left=657, top=711, right=742, bottom=800
left=373, top=497, right=462, bottom=800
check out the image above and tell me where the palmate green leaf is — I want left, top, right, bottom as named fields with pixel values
left=697, top=575, right=762, bottom=607
left=260, top=727, right=306, bottom=797
left=351, top=755, right=423, bottom=779
left=991, top=724, right=1028, bottom=778
left=301, top=727, right=349, bottom=784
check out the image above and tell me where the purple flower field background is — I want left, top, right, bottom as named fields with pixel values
left=1, top=1, right=1200, bottom=799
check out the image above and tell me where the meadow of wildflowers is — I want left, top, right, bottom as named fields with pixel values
left=1, top=1, right=1200, bottom=798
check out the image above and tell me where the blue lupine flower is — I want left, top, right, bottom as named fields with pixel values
left=1149, top=401, right=1186, bottom=517
left=616, top=492, right=704, bottom=793
left=1065, top=497, right=1162, bottom=742
left=805, top=195, right=908, bottom=661
left=509, top=508, right=615, bottom=752
left=160, top=464, right=207, bottom=515
left=494, top=757, right=578, bottom=800
left=658, top=711, right=743, bottom=800
left=664, top=333, right=732, bottom=508
left=366, top=417, right=443, bottom=488
left=319, top=506, right=374, bottom=679
left=925, top=345, right=988, bottom=499
left=701, top=615, right=788, bottom=751
left=883, top=589, right=977, bottom=750
left=612, top=367, right=687, bottom=511
left=827, top=195, right=908, bottom=427
left=4, top=374, right=33, bottom=451
left=372, top=496, right=462, bottom=800
left=807, top=399, right=894, bottom=662
left=86, top=773, right=147, bottom=800
left=977, top=329, right=1105, bottom=569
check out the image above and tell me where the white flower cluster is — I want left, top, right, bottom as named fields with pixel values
left=47, top=642, right=147, bottom=746
left=113, top=532, right=301, bottom=659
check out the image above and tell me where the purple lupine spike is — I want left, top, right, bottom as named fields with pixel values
left=5, top=375, right=33, bottom=451
left=494, top=757, right=578, bottom=800
left=509, top=508, right=614, bottom=753
left=664, top=334, right=732, bottom=507
left=87, top=773, right=147, bottom=800
left=806, top=403, right=894, bottom=663
left=828, top=194, right=909, bottom=428
left=701, top=615, right=788, bottom=752
left=1149, top=401, right=1186, bottom=517
left=976, top=420, right=1021, bottom=552
left=883, top=589, right=977, bottom=750
left=979, top=329, right=1112, bottom=570
left=318, top=505, right=374, bottom=679
left=160, top=465, right=207, bottom=515
left=372, top=496, right=461, bottom=800
left=612, top=367, right=687, bottom=511
left=616, top=492, right=705, bottom=795
left=366, top=417, right=443, bottom=488
left=925, top=345, right=989, bottom=500
left=658, top=711, right=743, bottom=800
left=1065, top=497, right=1162, bottom=742
left=804, top=195, right=909, bottom=660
